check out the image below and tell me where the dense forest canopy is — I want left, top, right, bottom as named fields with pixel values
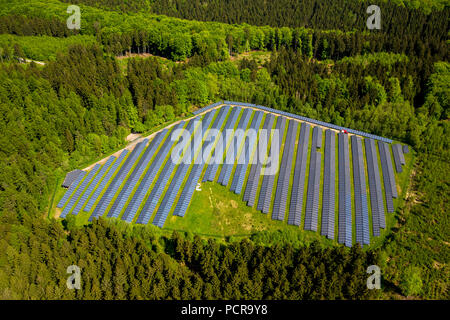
left=0, top=0, right=448, bottom=300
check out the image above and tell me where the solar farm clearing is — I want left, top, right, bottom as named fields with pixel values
left=55, top=101, right=414, bottom=247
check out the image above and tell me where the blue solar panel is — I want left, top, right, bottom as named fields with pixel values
left=392, top=144, right=404, bottom=172
left=365, top=139, right=385, bottom=236
left=136, top=117, right=200, bottom=225
left=315, top=126, right=323, bottom=149
left=402, top=144, right=409, bottom=154
left=304, top=126, right=322, bottom=231
left=173, top=107, right=231, bottom=217
left=257, top=116, right=286, bottom=213
left=216, top=101, right=393, bottom=143
left=121, top=122, right=186, bottom=223
left=384, top=143, right=397, bottom=198
left=338, top=133, right=352, bottom=247
left=321, top=129, right=336, bottom=239
left=89, top=139, right=148, bottom=221
left=351, top=136, right=370, bottom=246
left=204, top=106, right=241, bottom=182
left=60, top=164, right=101, bottom=218
left=272, top=120, right=298, bottom=221
left=57, top=170, right=86, bottom=208
left=152, top=111, right=217, bottom=227
left=378, top=142, right=395, bottom=213
left=288, top=122, right=310, bottom=226
left=231, top=111, right=264, bottom=195
left=108, top=130, right=167, bottom=219
left=84, top=151, right=128, bottom=212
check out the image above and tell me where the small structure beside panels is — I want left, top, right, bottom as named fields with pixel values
left=57, top=102, right=408, bottom=247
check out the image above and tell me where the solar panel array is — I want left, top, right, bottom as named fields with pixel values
left=257, top=116, right=286, bottom=213
left=403, top=144, right=409, bottom=154
left=60, top=164, right=101, bottom=218
left=392, top=143, right=406, bottom=173
left=58, top=103, right=405, bottom=246
left=153, top=111, right=217, bottom=227
left=304, top=126, right=322, bottom=231
left=194, top=101, right=392, bottom=143
left=57, top=170, right=86, bottom=208
left=203, top=106, right=241, bottom=182
left=272, top=120, right=298, bottom=221
left=72, top=157, right=116, bottom=216
left=90, top=139, right=148, bottom=221
left=338, top=133, right=352, bottom=247
left=84, top=151, right=128, bottom=212
left=321, top=129, right=336, bottom=239
left=365, top=139, right=385, bottom=236
left=288, top=123, right=310, bottom=226
left=351, top=136, right=370, bottom=246
left=378, top=142, right=396, bottom=213
left=231, top=111, right=264, bottom=195
left=137, top=117, right=200, bottom=225
left=122, top=123, right=185, bottom=223
left=107, top=131, right=167, bottom=219
left=174, top=106, right=231, bottom=217
left=243, top=114, right=275, bottom=207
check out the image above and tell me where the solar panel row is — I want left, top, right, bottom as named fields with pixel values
left=207, top=101, right=393, bottom=143
left=192, top=101, right=223, bottom=115
left=351, top=136, right=370, bottom=246
left=231, top=111, right=264, bottom=195
left=288, top=122, right=310, bottom=226
left=60, top=164, right=101, bottom=218
left=136, top=117, right=200, bottom=225
left=72, top=156, right=116, bottom=216
left=174, top=107, right=231, bottom=217
left=398, top=145, right=405, bottom=165
left=244, top=114, right=275, bottom=207
left=338, top=133, right=352, bottom=247
left=257, top=116, right=286, bottom=213
left=378, top=141, right=395, bottom=213
left=272, top=120, right=298, bottom=221
left=57, top=170, right=86, bottom=208
left=84, top=151, right=128, bottom=212
left=304, top=127, right=322, bottom=231
left=381, top=142, right=397, bottom=198
left=107, top=131, right=167, bottom=219
left=365, top=139, right=385, bottom=236
left=203, top=106, right=241, bottom=182
left=59, top=103, right=403, bottom=247
left=321, top=129, right=336, bottom=239
left=122, top=122, right=186, bottom=223
left=218, top=109, right=253, bottom=187
left=89, top=139, right=148, bottom=221
left=153, top=111, right=217, bottom=227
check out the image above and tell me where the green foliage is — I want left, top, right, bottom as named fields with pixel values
left=0, top=34, right=97, bottom=61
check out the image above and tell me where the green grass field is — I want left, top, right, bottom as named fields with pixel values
left=52, top=105, right=416, bottom=250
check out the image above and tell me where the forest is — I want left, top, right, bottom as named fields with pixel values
left=0, top=0, right=448, bottom=299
